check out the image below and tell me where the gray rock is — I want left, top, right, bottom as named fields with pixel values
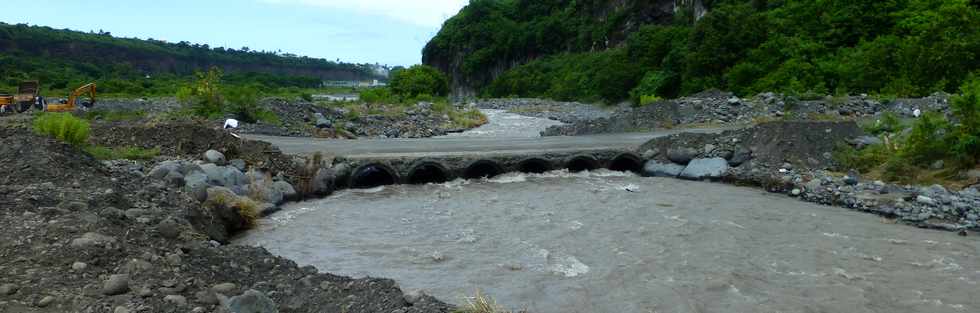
left=204, top=150, right=227, bottom=165
left=728, top=148, right=752, bottom=166
left=791, top=188, right=802, bottom=196
left=851, top=136, right=883, bottom=149
left=114, top=306, right=132, bottom=313
left=679, top=158, right=730, bottom=181
left=843, top=175, right=859, bottom=186
left=60, top=200, right=88, bottom=212
left=249, top=181, right=283, bottom=205
left=212, top=283, right=237, bottom=295
left=177, top=162, right=204, bottom=176
left=156, top=218, right=181, bottom=239
left=641, top=149, right=658, bottom=159
left=229, top=159, right=247, bottom=172
left=642, top=160, right=686, bottom=178
left=667, top=148, right=698, bottom=165
left=72, top=262, right=88, bottom=271
left=930, top=160, right=945, bottom=170
left=196, top=290, right=219, bottom=305
left=222, top=167, right=248, bottom=187
left=403, top=290, right=425, bottom=304
left=0, top=283, right=18, bottom=295
left=164, top=294, right=188, bottom=307
left=37, top=295, right=56, bottom=307
left=916, top=195, right=937, bottom=206
left=311, top=168, right=335, bottom=197
left=149, top=161, right=180, bottom=179
left=226, top=289, right=278, bottom=313
left=163, top=170, right=186, bottom=187
left=71, top=232, right=117, bottom=248
left=103, top=274, right=131, bottom=295
left=184, top=172, right=210, bottom=202
left=271, top=181, right=298, bottom=202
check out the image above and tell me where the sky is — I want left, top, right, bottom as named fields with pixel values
left=0, top=0, right=468, bottom=66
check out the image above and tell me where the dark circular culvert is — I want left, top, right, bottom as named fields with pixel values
left=350, top=163, right=398, bottom=189
left=566, top=155, right=600, bottom=173
left=463, top=160, right=503, bottom=179
left=609, top=153, right=644, bottom=173
left=518, top=158, right=552, bottom=174
left=408, top=162, right=450, bottom=185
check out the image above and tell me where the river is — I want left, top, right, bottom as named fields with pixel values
left=236, top=110, right=979, bottom=313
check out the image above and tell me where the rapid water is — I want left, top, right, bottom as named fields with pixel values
left=439, top=109, right=564, bottom=138
left=236, top=172, right=980, bottom=313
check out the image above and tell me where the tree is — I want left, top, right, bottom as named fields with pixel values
left=388, top=65, right=450, bottom=98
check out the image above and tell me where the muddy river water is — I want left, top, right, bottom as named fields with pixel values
left=237, top=110, right=979, bottom=313
left=237, top=171, right=979, bottom=313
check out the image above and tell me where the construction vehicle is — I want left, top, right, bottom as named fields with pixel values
left=47, top=83, right=96, bottom=112
left=0, top=81, right=44, bottom=113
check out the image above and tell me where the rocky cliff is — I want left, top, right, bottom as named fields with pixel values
left=422, top=0, right=708, bottom=100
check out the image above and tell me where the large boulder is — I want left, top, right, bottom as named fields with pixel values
left=642, top=160, right=686, bottom=178
left=270, top=181, right=298, bottom=202
left=311, top=168, right=335, bottom=196
left=222, top=167, right=248, bottom=187
left=201, top=164, right=227, bottom=186
left=249, top=182, right=283, bottom=205
left=204, top=150, right=227, bottom=165
left=148, top=161, right=181, bottom=179
left=728, top=147, right=753, bottom=167
left=679, top=158, right=730, bottom=181
left=667, top=147, right=698, bottom=165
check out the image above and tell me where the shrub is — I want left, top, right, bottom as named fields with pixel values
left=360, top=87, right=396, bottom=104
left=33, top=112, right=90, bottom=146
left=448, top=108, right=488, bottom=129
left=864, top=112, right=904, bottom=135
left=901, top=112, right=950, bottom=165
left=833, top=143, right=890, bottom=173
left=948, top=75, right=980, bottom=165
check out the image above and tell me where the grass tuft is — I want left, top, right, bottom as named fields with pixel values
left=32, top=112, right=90, bottom=146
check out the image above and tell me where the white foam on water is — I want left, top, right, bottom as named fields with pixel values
left=547, top=252, right=591, bottom=278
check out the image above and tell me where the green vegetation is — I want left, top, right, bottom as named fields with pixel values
left=177, top=67, right=280, bottom=124
left=836, top=77, right=980, bottom=183
left=453, top=291, right=519, bottom=313
left=32, top=112, right=159, bottom=160
left=389, top=65, right=449, bottom=98
left=84, top=146, right=160, bottom=161
left=426, top=0, right=980, bottom=104
left=0, top=22, right=382, bottom=98
left=32, top=112, right=90, bottom=146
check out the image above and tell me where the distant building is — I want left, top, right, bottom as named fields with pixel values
left=314, top=94, right=359, bottom=102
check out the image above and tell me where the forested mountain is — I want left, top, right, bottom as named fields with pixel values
left=0, top=22, right=382, bottom=95
left=423, top=0, right=980, bottom=104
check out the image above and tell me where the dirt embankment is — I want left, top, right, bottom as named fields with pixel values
left=0, top=122, right=452, bottom=312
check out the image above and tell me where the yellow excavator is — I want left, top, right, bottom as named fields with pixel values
left=48, top=83, right=97, bottom=112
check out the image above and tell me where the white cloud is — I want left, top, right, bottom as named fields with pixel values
left=259, top=0, right=468, bottom=27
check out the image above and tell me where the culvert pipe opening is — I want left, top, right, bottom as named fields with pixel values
left=518, top=158, right=552, bottom=174
left=566, top=156, right=600, bottom=173
left=350, top=164, right=398, bottom=189
left=609, top=154, right=644, bottom=173
left=408, top=163, right=449, bottom=185
left=463, top=160, right=503, bottom=179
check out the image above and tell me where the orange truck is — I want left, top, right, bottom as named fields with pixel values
left=0, top=81, right=43, bottom=113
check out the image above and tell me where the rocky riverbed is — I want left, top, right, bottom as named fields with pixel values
left=479, top=91, right=953, bottom=137
left=90, top=97, right=481, bottom=139
left=638, top=121, right=980, bottom=232
left=0, top=121, right=452, bottom=313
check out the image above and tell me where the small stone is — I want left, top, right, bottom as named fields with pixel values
left=103, top=274, right=130, bottom=295
left=72, top=262, right=88, bottom=271
left=0, top=283, right=18, bottom=295
left=229, top=159, right=247, bottom=172
left=156, top=218, right=181, bottom=239
left=930, top=160, right=945, bottom=170
left=790, top=189, right=802, bottom=197
left=37, top=295, right=55, bottom=307
left=195, top=290, right=218, bottom=305
left=843, top=176, right=859, bottom=186
left=211, top=283, right=237, bottom=295
left=164, top=294, right=188, bottom=307
left=114, top=306, right=132, bottom=313
left=916, top=195, right=937, bottom=206
left=71, top=232, right=117, bottom=248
